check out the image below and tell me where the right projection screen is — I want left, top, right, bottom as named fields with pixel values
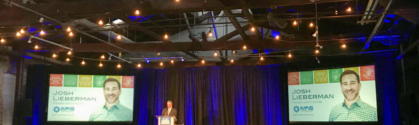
left=288, top=65, right=378, bottom=122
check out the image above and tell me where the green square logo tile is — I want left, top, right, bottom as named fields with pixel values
left=93, top=75, right=107, bottom=87
left=314, top=70, right=328, bottom=84
left=63, top=74, right=78, bottom=87
left=300, top=71, right=314, bottom=85
left=329, top=68, right=343, bottom=83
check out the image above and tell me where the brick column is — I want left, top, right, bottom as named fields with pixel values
left=0, top=54, right=10, bottom=124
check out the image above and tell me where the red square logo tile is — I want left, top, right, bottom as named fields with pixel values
left=121, top=76, right=134, bottom=88
left=50, top=74, right=63, bottom=87
left=360, top=65, right=375, bottom=81
left=288, top=72, right=300, bottom=85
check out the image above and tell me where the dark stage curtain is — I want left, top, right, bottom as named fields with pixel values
left=137, top=65, right=286, bottom=125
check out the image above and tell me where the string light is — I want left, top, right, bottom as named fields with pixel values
left=260, top=56, right=264, bottom=61
left=342, top=44, right=346, bottom=49
left=137, top=63, right=142, bottom=68
left=52, top=53, right=57, bottom=58
left=117, top=35, right=122, bottom=40
left=288, top=51, right=292, bottom=58
left=66, top=58, right=70, bottom=62
left=67, top=51, right=72, bottom=55
left=98, top=20, right=104, bottom=25
left=34, top=45, right=39, bottom=49
left=243, top=45, right=247, bottom=50
left=293, top=20, right=298, bottom=25
left=99, top=62, right=103, bottom=67
left=181, top=58, right=184, bottom=62
left=16, top=32, right=21, bottom=36
left=171, top=60, right=174, bottom=64
left=117, top=63, right=121, bottom=68
left=20, top=29, right=25, bottom=33
left=40, top=30, right=45, bottom=35
left=157, top=51, right=161, bottom=56
left=335, top=10, right=338, bottom=15
left=232, top=50, right=237, bottom=54
left=175, top=0, right=180, bottom=2
left=208, top=31, right=213, bottom=37
left=347, top=7, right=352, bottom=12
left=164, top=34, right=169, bottom=39
left=146, top=60, right=150, bottom=63
left=160, top=62, right=163, bottom=66
left=309, top=22, right=314, bottom=27
left=214, top=51, right=218, bottom=57
left=230, top=59, right=234, bottom=63
left=315, top=49, right=319, bottom=54
left=135, top=10, right=140, bottom=15
left=101, top=55, right=105, bottom=59
left=0, top=38, right=5, bottom=43
left=275, top=35, right=280, bottom=40
left=251, top=27, right=255, bottom=32
left=201, top=59, right=205, bottom=64
left=69, top=32, right=74, bottom=37
left=81, top=60, right=86, bottom=65
left=66, top=27, right=71, bottom=32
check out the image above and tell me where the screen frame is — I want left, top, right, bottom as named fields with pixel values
left=40, top=65, right=140, bottom=125
left=284, top=55, right=383, bottom=125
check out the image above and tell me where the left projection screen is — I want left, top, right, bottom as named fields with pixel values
left=47, top=74, right=135, bottom=122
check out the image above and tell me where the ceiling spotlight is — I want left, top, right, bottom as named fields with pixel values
left=251, top=27, right=255, bottom=32
left=118, top=52, right=122, bottom=57
left=20, top=29, right=25, bottom=33
left=171, top=60, right=174, bottom=64
left=16, top=32, right=21, bottom=37
left=275, top=35, right=280, bottom=40
left=260, top=56, right=264, bottom=61
left=101, top=55, right=105, bottom=59
left=135, top=10, right=140, bottom=15
left=146, top=60, right=150, bottom=63
left=160, top=62, right=163, bottom=66
left=40, top=30, right=45, bottom=35
left=0, top=38, right=5, bottom=43
left=28, top=37, right=32, bottom=43
left=293, top=20, right=298, bottom=25
left=232, top=50, right=237, bottom=54
left=243, top=45, right=247, bottom=50
left=66, top=58, right=70, bottom=62
left=52, top=53, right=57, bottom=58
left=315, top=49, right=319, bottom=54
left=347, top=7, right=352, bottom=12
left=137, top=63, right=142, bottom=68
left=117, top=35, right=122, bottom=40
left=157, top=51, right=161, bottom=56
left=164, top=34, right=169, bottom=39
left=214, top=51, right=218, bottom=57
left=98, top=20, right=104, bottom=25
left=81, top=60, right=86, bottom=65
left=67, top=51, right=72, bottom=55
left=175, top=0, right=180, bottom=2
left=66, top=27, right=71, bottom=32
left=117, top=63, right=121, bottom=68
left=99, top=62, right=103, bottom=67
left=34, top=45, right=39, bottom=50
left=309, top=22, right=314, bottom=27
left=69, top=32, right=74, bottom=37
left=335, top=10, right=338, bottom=15
left=230, top=59, right=234, bottom=63
left=342, top=44, right=346, bottom=49
left=201, top=59, right=205, bottom=64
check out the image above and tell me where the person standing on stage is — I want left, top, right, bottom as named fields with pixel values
left=161, top=100, right=177, bottom=120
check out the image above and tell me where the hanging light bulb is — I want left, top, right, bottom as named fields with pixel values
left=34, top=45, right=39, bottom=49
left=99, top=62, right=103, bottom=67
left=66, top=58, right=70, bottom=62
left=40, top=30, right=45, bottom=35
left=69, top=32, right=74, bottom=37
left=67, top=51, right=72, bottom=55
left=232, top=50, right=237, bottom=54
left=260, top=56, right=264, bottom=61
left=288, top=51, right=292, bottom=58
left=135, top=10, right=140, bottom=15
left=208, top=31, right=213, bottom=37
left=175, top=0, right=180, bottom=2
left=243, top=45, right=247, bottom=50
left=66, top=27, right=71, bottom=32
left=335, top=10, right=338, bottom=15
left=98, top=20, right=104, bottom=25
left=201, top=59, right=205, bottom=64
left=20, top=29, right=25, bottom=33
left=293, top=20, right=298, bottom=25
left=0, top=38, right=5, bottom=43
left=81, top=60, right=86, bottom=65
left=171, top=60, right=174, bottom=64
left=164, top=34, right=169, bottom=39
left=275, top=35, right=280, bottom=40
left=315, top=49, right=319, bottom=54
left=251, top=27, right=255, bottom=32
left=52, top=53, right=57, bottom=58
left=157, top=51, right=161, bottom=56
left=117, top=63, right=121, bottom=68
left=160, top=62, right=163, bottom=66
left=214, top=51, right=218, bottom=57
left=137, top=63, right=142, bottom=68
left=309, top=22, right=314, bottom=27
left=101, top=55, right=105, bottom=59
left=342, top=44, right=346, bottom=49
left=181, top=58, right=184, bottom=62
left=16, top=32, right=21, bottom=37
left=117, top=35, right=122, bottom=40
left=347, top=7, right=352, bottom=12
left=230, top=59, right=234, bottom=63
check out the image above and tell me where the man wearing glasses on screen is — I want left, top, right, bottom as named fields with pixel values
left=329, top=70, right=377, bottom=121
left=89, top=78, right=133, bottom=121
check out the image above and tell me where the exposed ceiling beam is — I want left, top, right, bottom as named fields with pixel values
left=362, top=0, right=393, bottom=51
left=242, top=8, right=262, bottom=39
left=224, top=9, right=250, bottom=40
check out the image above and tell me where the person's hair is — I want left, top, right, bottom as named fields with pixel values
left=103, top=78, right=121, bottom=89
left=340, top=70, right=360, bottom=84
left=167, top=100, right=173, bottom=104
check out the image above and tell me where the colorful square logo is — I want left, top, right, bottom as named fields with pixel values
left=63, top=74, right=78, bottom=87
left=288, top=72, right=300, bottom=85
left=121, top=76, right=135, bottom=88
left=314, top=70, right=328, bottom=84
left=79, top=75, right=93, bottom=87
left=329, top=68, right=343, bottom=83
left=300, top=71, right=314, bottom=85
left=49, top=74, right=63, bottom=87
left=344, top=67, right=360, bottom=76
left=107, top=75, right=121, bottom=83
left=360, top=65, right=375, bottom=81
left=93, top=75, right=107, bottom=87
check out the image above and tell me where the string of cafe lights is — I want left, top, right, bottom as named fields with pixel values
left=1, top=5, right=353, bottom=68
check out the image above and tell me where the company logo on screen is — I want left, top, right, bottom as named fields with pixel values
left=53, top=106, right=75, bottom=113
left=293, top=106, right=313, bottom=113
